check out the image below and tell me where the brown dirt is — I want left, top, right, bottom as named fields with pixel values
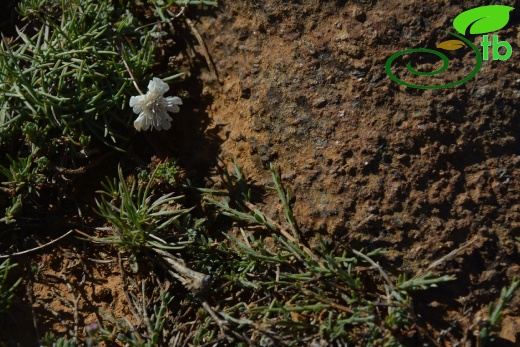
left=191, top=0, right=520, bottom=345
left=1, top=0, right=520, bottom=346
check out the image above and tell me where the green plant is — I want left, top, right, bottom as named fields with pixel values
left=1, top=0, right=156, bottom=149
left=0, top=150, right=47, bottom=223
left=147, top=157, right=183, bottom=187
left=91, top=165, right=191, bottom=255
left=95, top=292, right=174, bottom=347
left=198, top=162, right=455, bottom=345
left=479, top=276, right=520, bottom=346
left=0, top=258, right=21, bottom=314
left=1, top=195, right=22, bottom=224
left=40, top=333, right=76, bottom=347
left=0, top=0, right=165, bottom=225
left=0, top=151, right=45, bottom=191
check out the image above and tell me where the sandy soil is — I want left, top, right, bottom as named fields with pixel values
left=190, top=0, right=520, bottom=344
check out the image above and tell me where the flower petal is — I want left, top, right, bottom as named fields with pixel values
left=131, top=78, right=180, bottom=131
left=168, top=96, right=183, bottom=105
left=134, top=114, right=149, bottom=131
left=130, top=95, right=145, bottom=114
left=163, top=96, right=182, bottom=113
left=159, top=115, right=173, bottom=130
left=147, top=79, right=156, bottom=93
left=151, top=77, right=169, bottom=94
left=164, top=104, right=180, bottom=113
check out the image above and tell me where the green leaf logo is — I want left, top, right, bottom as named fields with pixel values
left=453, top=5, right=514, bottom=35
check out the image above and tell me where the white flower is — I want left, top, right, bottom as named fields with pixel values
left=130, top=77, right=183, bottom=131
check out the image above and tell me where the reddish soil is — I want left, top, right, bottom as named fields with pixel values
left=190, top=0, right=520, bottom=345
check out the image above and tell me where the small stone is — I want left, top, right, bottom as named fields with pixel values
left=473, top=87, right=489, bottom=99
left=339, top=44, right=363, bottom=58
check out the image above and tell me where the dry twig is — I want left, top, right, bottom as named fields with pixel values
left=0, top=229, right=75, bottom=259
left=152, top=247, right=212, bottom=295
left=185, top=17, right=221, bottom=83
left=117, top=253, right=144, bottom=326
left=414, top=235, right=478, bottom=278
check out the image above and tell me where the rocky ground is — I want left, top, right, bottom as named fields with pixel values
left=189, top=0, right=520, bottom=344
